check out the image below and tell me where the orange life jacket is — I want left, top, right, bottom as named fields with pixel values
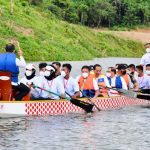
left=78, top=74, right=94, bottom=90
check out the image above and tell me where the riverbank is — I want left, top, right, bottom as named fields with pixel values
left=95, top=28, right=150, bottom=43
left=0, top=1, right=145, bottom=61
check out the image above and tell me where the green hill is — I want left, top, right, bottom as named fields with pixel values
left=0, top=0, right=144, bottom=61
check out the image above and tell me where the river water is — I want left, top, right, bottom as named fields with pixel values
left=20, top=57, right=142, bottom=78
left=1, top=57, right=150, bottom=150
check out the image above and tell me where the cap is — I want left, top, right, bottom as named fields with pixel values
left=46, top=65, right=55, bottom=72
left=117, top=64, right=126, bottom=70
left=26, top=64, right=35, bottom=70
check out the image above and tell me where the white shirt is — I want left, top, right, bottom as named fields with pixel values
left=109, top=75, right=128, bottom=90
left=63, top=76, right=79, bottom=97
left=135, top=75, right=150, bottom=89
left=120, top=77, right=128, bottom=90
left=140, top=53, right=150, bottom=66
left=16, top=56, right=26, bottom=68
left=12, top=56, right=26, bottom=86
left=38, top=77, right=65, bottom=99
left=19, top=76, right=40, bottom=98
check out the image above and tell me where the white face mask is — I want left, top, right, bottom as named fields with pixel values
left=26, top=70, right=32, bottom=77
left=146, top=70, right=150, bottom=75
left=61, top=71, right=66, bottom=77
left=106, top=72, right=111, bottom=77
left=146, top=48, right=150, bottom=53
left=39, top=71, right=45, bottom=76
left=82, top=72, right=89, bottom=78
left=44, top=71, right=51, bottom=77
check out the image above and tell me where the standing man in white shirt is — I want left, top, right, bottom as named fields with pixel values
left=0, top=43, right=29, bottom=100
left=135, top=65, right=150, bottom=89
left=140, top=43, right=150, bottom=66
left=145, top=64, right=150, bottom=76
left=61, top=63, right=80, bottom=99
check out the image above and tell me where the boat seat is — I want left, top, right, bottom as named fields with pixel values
left=0, top=71, right=12, bottom=101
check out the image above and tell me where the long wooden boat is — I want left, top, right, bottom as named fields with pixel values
left=0, top=96, right=150, bottom=118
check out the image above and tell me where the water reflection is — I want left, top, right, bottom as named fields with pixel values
left=0, top=106, right=150, bottom=150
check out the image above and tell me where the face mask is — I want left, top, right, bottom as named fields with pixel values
left=44, top=71, right=51, bottom=77
left=146, top=70, right=150, bottom=75
left=106, top=72, right=111, bottom=77
left=61, top=71, right=66, bottom=77
left=25, top=70, right=32, bottom=77
left=146, top=48, right=150, bottom=53
left=82, top=72, right=89, bottom=78
left=39, top=71, right=45, bottom=76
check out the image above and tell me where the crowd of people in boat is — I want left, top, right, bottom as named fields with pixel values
left=0, top=43, right=150, bottom=101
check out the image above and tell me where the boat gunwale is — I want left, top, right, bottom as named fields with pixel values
left=0, top=96, right=122, bottom=103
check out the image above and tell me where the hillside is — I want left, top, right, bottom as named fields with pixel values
left=0, top=0, right=145, bottom=61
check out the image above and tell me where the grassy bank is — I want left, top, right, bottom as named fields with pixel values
left=0, top=0, right=144, bottom=61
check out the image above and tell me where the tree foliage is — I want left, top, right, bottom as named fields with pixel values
left=30, top=0, right=150, bottom=28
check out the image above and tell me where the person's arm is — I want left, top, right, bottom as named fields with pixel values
left=16, top=56, right=26, bottom=67
left=104, top=76, right=111, bottom=88
left=140, top=55, right=145, bottom=66
left=57, top=79, right=65, bottom=98
left=120, top=77, right=128, bottom=90
left=72, top=80, right=80, bottom=99
left=16, top=49, right=26, bottom=67
left=127, top=75, right=134, bottom=89
left=93, top=79, right=100, bottom=98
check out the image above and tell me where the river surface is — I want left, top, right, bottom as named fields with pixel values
left=1, top=57, right=150, bottom=150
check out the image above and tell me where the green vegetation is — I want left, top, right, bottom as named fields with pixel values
left=0, top=0, right=145, bottom=61
left=44, top=0, right=150, bottom=28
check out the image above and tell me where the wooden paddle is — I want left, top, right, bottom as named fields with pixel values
left=99, top=85, right=138, bottom=99
left=80, top=90, right=101, bottom=111
left=33, top=85, right=94, bottom=113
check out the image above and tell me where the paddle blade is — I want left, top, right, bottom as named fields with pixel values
left=70, top=99, right=94, bottom=113
left=118, top=89, right=137, bottom=98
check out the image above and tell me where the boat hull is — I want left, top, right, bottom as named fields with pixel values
left=0, top=96, right=150, bottom=118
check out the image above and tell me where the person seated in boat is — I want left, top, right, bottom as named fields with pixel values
left=89, top=65, right=94, bottom=74
left=35, top=65, right=65, bottom=100
left=113, top=65, right=128, bottom=90
left=52, top=62, right=61, bottom=77
left=140, top=44, right=150, bottom=66
left=127, top=64, right=139, bottom=89
left=39, top=62, right=47, bottom=77
left=0, top=43, right=30, bottom=100
left=106, top=67, right=125, bottom=96
left=61, top=63, right=80, bottom=99
left=135, top=65, right=150, bottom=90
left=19, top=64, right=40, bottom=100
left=117, top=64, right=133, bottom=89
left=76, top=65, right=100, bottom=98
left=145, top=64, right=150, bottom=77
left=93, top=64, right=111, bottom=97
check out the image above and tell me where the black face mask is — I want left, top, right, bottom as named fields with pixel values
left=25, top=70, right=36, bottom=80
left=44, top=72, right=56, bottom=81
